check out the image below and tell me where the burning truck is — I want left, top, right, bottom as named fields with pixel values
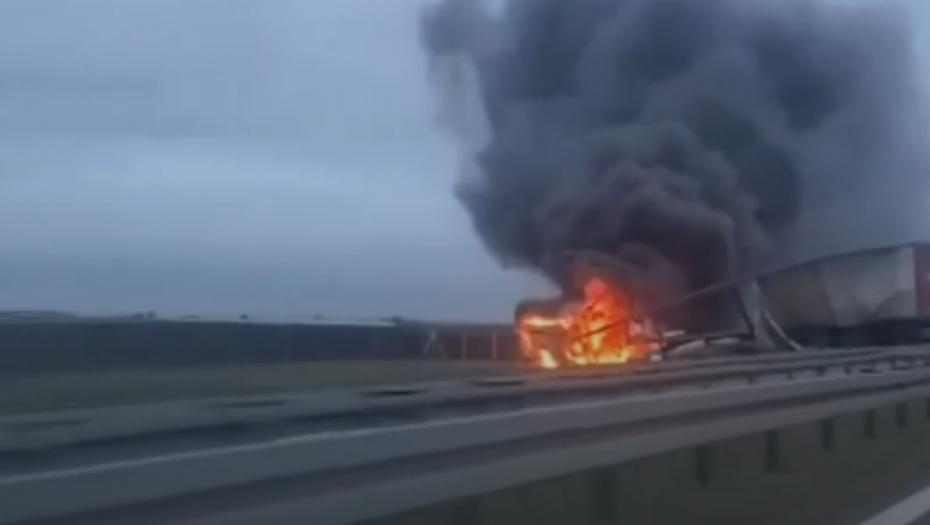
left=513, top=242, right=930, bottom=369
left=514, top=253, right=667, bottom=368
left=511, top=251, right=768, bottom=369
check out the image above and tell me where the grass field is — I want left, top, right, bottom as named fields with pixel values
left=0, top=360, right=525, bottom=415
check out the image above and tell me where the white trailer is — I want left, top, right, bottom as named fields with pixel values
left=755, top=242, right=930, bottom=347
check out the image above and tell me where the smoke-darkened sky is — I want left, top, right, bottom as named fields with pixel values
left=0, top=0, right=927, bottom=322
left=422, top=0, right=930, bottom=314
left=0, top=0, right=549, bottom=322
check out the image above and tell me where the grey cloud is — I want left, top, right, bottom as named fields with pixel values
left=0, top=0, right=540, bottom=321
left=0, top=0, right=434, bottom=149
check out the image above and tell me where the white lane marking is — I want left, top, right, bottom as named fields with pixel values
left=859, top=483, right=930, bottom=525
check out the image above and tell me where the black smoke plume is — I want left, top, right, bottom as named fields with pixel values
left=419, top=0, right=922, bottom=329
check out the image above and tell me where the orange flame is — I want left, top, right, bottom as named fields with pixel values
left=517, top=277, right=657, bottom=368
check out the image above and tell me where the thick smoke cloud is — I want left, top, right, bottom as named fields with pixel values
left=419, top=0, right=922, bottom=326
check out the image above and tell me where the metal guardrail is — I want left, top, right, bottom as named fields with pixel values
left=3, top=360, right=930, bottom=525
left=0, top=346, right=922, bottom=453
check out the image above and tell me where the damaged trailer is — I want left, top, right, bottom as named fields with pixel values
left=668, top=242, right=930, bottom=358
left=516, top=242, right=930, bottom=366
left=756, top=242, right=930, bottom=349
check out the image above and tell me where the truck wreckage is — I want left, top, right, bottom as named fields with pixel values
left=515, top=242, right=930, bottom=368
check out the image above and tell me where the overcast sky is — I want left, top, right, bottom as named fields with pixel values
left=0, top=0, right=927, bottom=323
left=0, top=0, right=550, bottom=322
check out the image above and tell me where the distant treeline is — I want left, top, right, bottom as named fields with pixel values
left=0, top=321, right=520, bottom=375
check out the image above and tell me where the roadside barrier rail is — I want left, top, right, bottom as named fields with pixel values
left=3, top=360, right=930, bottom=525
left=1, top=346, right=926, bottom=453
